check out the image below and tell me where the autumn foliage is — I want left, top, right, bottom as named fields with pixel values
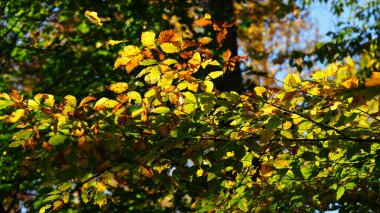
left=1, top=10, right=380, bottom=212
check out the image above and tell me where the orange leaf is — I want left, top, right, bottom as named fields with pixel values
left=194, top=18, right=213, bottom=27
left=10, top=89, right=23, bottom=103
left=158, top=30, right=182, bottom=44
left=217, top=28, right=228, bottom=48
left=223, top=49, right=231, bottom=61
left=78, top=96, right=96, bottom=108
left=365, top=72, right=380, bottom=87
left=139, top=165, right=154, bottom=178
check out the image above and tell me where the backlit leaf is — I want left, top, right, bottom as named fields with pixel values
left=198, top=37, right=213, bottom=45
left=160, top=43, right=180, bottom=53
left=144, top=67, right=161, bottom=84
left=206, top=71, right=223, bottom=79
left=151, top=106, right=170, bottom=114
left=78, top=96, right=96, bottom=108
left=283, top=73, right=301, bottom=90
left=336, top=186, right=345, bottom=200
left=141, top=31, right=156, bottom=48
left=85, top=10, right=103, bottom=26
left=94, top=98, right=119, bottom=110
left=127, top=91, right=142, bottom=104
left=0, top=100, right=14, bottom=109
left=7, top=109, right=24, bottom=123
left=108, top=82, right=129, bottom=94
left=49, top=134, right=67, bottom=145
left=106, top=40, right=128, bottom=45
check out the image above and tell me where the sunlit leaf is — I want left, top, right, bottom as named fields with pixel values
left=106, top=40, right=128, bottom=45
left=127, top=91, right=142, bottom=104
left=7, top=109, right=24, bottom=123
left=85, top=10, right=103, bottom=26
left=283, top=73, right=301, bottom=90
left=108, top=82, right=129, bottom=94
left=160, top=43, right=180, bottom=53
left=94, top=98, right=119, bottom=110
left=206, top=71, right=223, bottom=79
left=141, top=31, right=156, bottom=48
left=198, top=37, right=213, bottom=45
left=49, top=134, right=67, bottom=145
left=151, top=106, right=170, bottom=114
left=336, top=186, right=345, bottom=200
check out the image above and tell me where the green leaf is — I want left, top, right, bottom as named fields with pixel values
left=58, top=182, right=74, bottom=192
left=298, top=121, right=313, bottom=134
left=336, top=186, right=345, bottom=200
left=238, top=198, right=249, bottom=212
left=49, top=134, right=67, bottom=145
left=43, top=194, right=60, bottom=202
left=8, top=140, right=24, bottom=148
left=151, top=106, right=170, bottom=114
left=266, top=116, right=281, bottom=130
left=139, top=59, right=157, bottom=66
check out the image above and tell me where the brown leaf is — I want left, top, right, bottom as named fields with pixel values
left=139, top=165, right=154, bottom=178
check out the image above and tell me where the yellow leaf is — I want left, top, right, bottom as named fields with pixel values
left=34, top=94, right=55, bottom=107
left=141, top=31, right=156, bottom=48
left=108, top=82, right=129, bottom=94
left=127, top=91, right=142, bottom=104
left=325, top=63, right=339, bottom=77
left=119, top=45, right=141, bottom=57
left=95, top=182, right=107, bottom=192
left=311, top=70, right=325, bottom=80
left=151, top=106, right=170, bottom=114
left=201, top=59, right=220, bottom=68
left=53, top=200, right=63, bottom=210
left=196, top=168, right=204, bottom=177
left=283, top=73, right=301, bottom=90
left=198, top=37, right=213, bottom=45
left=62, top=192, right=70, bottom=204
left=64, top=95, right=77, bottom=107
left=283, top=121, right=292, bottom=130
left=160, top=43, right=180, bottom=53
left=39, top=205, right=51, bottom=213
left=85, top=10, right=103, bottom=26
left=206, top=71, right=223, bottom=79
left=188, top=52, right=201, bottom=72
left=106, top=40, right=128, bottom=45
left=93, top=98, right=119, bottom=111
left=162, top=58, right=178, bottom=65
left=7, top=109, right=25, bottom=123
left=202, top=80, right=214, bottom=93
left=187, top=82, right=199, bottom=92
left=341, top=76, right=359, bottom=89
left=144, top=67, right=161, bottom=84
left=254, top=86, right=266, bottom=97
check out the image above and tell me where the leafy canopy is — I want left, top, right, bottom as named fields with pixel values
left=1, top=9, right=380, bottom=213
